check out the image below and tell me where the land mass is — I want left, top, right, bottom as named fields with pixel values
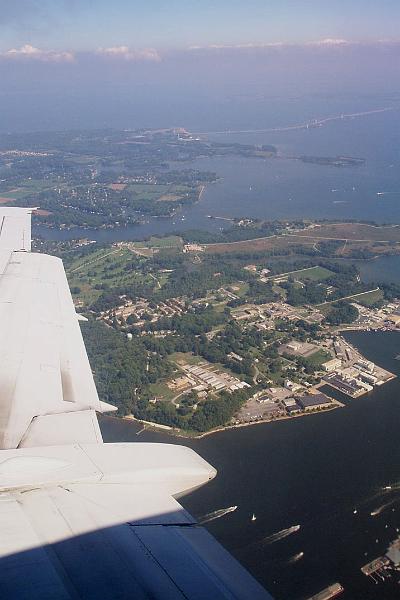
left=38, top=218, right=399, bottom=436
left=0, top=128, right=368, bottom=231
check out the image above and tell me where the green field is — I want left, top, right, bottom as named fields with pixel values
left=66, top=247, right=154, bottom=305
left=127, top=183, right=192, bottom=203
left=231, top=282, right=249, bottom=297
left=127, top=183, right=169, bottom=201
left=318, top=288, right=384, bottom=313
left=0, top=178, right=60, bottom=200
left=305, top=349, right=332, bottom=367
left=272, top=266, right=333, bottom=283
left=170, top=352, right=205, bottom=366
left=132, top=235, right=183, bottom=249
left=147, top=381, right=177, bottom=402
left=351, top=288, right=384, bottom=306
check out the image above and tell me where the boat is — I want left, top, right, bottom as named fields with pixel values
left=306, top=582, right=344, bottom=600
left=251, top=513, right=257, bottom=522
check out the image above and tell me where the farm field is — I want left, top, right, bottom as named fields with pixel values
left=292, top=222, right=400, bottom=242
left=202, top=224, right=400, bottom=258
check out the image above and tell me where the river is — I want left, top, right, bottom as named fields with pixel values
left=100, top=331, right=400, bottom=600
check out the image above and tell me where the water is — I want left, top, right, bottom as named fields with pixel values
left=359, top=254, right=400, bottom=284
left=100, top=331, right=400, bottom=600
left=34, top=106, right=400, bottom=242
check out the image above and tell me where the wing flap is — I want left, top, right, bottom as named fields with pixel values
left=0, top=251, right=114, bottom=448
left=19, top=411, right=103, bottom=448
left=0, top=484, right=271, bottom=599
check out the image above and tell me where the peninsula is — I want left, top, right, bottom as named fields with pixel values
left=41, top=218, right=400, bottom=437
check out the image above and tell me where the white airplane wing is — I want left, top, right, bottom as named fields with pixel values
left=0, top=208, right=272, bottom=599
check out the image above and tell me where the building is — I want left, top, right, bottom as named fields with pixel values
left=183, top=243, right=204, bottom=253
left=283, top=397, right=302, bottom=414
left=354, top=359, right=375, bottom=374
left=324, top=373, right=366, bottom=398
left=358, top=371, right=378, bottom=385
left=284, top=379, right=302, bottom=392
left=387, top=313, right=400, bottom=326
left=287, top=342, right=300, bottom=351
left=228, top=352, right=243, bottom=362
left=322, top=358, right=342, bottom=372
left=298, top=393, right=332, bottom=411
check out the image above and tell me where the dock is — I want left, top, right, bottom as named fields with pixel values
left=361, top=556, right=390, bottom=576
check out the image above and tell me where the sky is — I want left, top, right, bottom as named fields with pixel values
left=0, top=1, right=400, bottom=132
left=1, top=0, right=400, bottom=51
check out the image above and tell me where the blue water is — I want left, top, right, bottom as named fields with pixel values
left=101, top=331, right=400, bottom=600
left=359, top=254, right=400, bottom=284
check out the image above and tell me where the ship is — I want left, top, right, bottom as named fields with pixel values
left=306, top=582, right=344, bottom=600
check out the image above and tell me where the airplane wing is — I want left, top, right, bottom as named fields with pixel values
left=0, top=208, right=272, bottom=599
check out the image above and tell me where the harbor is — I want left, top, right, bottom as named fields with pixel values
left=100, top=330, right=400, bottom=600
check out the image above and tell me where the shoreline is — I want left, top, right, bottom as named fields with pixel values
left=120, top=399, right=344, bottom=440
left=118, top=331, right=397, bottom=439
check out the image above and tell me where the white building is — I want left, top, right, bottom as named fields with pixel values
left=322, top=358, right=342, bottom=372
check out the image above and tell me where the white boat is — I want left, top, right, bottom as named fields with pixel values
left=251, top=513, right=256, bottom=522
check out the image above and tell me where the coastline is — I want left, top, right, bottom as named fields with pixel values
left=121, top=398, right=344, bottom=440
left=118, top=330, right=397, bottom=440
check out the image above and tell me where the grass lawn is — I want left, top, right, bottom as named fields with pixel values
left=170, top=352, right=205, bottom=366
left=318, top=303, right=335, bottom=317
left=352, top=289, right=384, bottom=306
left=305, top=349, right=332, bottom=367
left=232, top=281, right=249, bottom=297
left=318, top=288, right=383, bottom=313
left=272, top=265, right=333, bottom=283
left=148, top=382, right=177, bottom=402
left=67, top=247, right=155, bottom=306
left=132, top=235, right=183, bottom=249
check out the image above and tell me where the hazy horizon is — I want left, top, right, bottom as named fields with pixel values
left=1, top=42, right=400, bottom=133
left=1, top=1, right=400, bottom=133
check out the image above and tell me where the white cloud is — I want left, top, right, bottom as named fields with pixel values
left=189, top=42, right=285, bottom=51
left=1, top=44, right=74, bottom=62
left=189, top=39, right=357, bottom=51
left=307, top=38, right=351, bottom=46
left=96, top=46, right=161, bottom=62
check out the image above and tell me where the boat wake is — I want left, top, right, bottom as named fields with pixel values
left=287, top=552, right=304, bottom=564
left=198, top=506, right=237, bottom=524
left=370, top=498, right=399, bottom=516
left=381, top=482, right=400, bottom=492
left=263, top=525, right=301, bottom=545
